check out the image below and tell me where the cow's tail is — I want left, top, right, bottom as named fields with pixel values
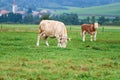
left=38, top=24, right=42, bottom=34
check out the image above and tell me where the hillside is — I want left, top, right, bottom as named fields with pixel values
left=55, top=3, right=120, bottom=16
left=0, top=0, right=120, bottom=11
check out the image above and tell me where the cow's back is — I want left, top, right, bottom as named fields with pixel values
left=39, top=20, right=67, bottom=37
left=81, top=24, right=94, bottom=32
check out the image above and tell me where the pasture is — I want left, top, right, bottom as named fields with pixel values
left=56, top=3, right=120, bottom=16
left=0, top=24, right=120, bottom=80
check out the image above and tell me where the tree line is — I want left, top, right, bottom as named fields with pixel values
left=0, top=12, right=120, bottom=25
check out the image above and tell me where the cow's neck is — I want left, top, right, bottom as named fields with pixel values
left=93, top=24, right=97, bottom=31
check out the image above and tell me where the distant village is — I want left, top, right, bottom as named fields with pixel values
left=0, top=0, right=51, bottom=17
left=0, top=0, right=120, bottom=25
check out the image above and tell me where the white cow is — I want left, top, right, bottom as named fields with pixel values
left=36, top=20, right=70, bottom=48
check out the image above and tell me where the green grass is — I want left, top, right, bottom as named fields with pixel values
left=56, top=3, right=120, bottom=16
left=0, top=24, right=120, bottom=80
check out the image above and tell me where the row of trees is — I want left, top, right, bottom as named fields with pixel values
left=0, top=12, right=120, bottom=25
left=81, top=16, right=120, bottom=25
left=42, top=14, right=120, bottom=25
left=52, top=14, right=120, bottom=25
left=51, top=13, right=79, bottom=25
left=0, top=13, right=22, bottom=23
left=0, top=13, right=40, bottom=24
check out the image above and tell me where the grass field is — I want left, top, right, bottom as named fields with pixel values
left=0, top=24, right=120, bottom=80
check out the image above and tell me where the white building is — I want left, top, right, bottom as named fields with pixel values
left=12, top=0, right=17, bottom=13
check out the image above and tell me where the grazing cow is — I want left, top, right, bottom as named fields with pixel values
left=81, top=22, right=99, bottom=42
left=36, top=20, right=70, bottom=48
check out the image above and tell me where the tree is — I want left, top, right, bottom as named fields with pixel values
left=33, top=16, right=41, bottom=24
left=23, top=14, right=34, bottom=24
left=113, top=16, right=120, bottom=22
left=98, top=16, right=105, bottom=25
left=91, top=16, right=96, bottom=23
left=86, top=17, right=90, bottom=23
left=41, top=14, right=50, bottom=20
left=70, top=13, right=79, bottom=25
left=51, top=13, right=79, bottom=25
left=27, top=8, right=32, bottom=14
left=7, top=13, right=22, bottom=23
left=0, top=14, right=8, bottom=23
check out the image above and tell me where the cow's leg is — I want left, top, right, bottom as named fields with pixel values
left=36, top=35, right=41, bottom=46
left=57, top=37, right=61, bottom=47
left=36, top=33, right=42, bottom=46
left=57, top=39, right=61, bottom=47
left=44, top=36, right=49, bottom=47
left=94, top=31, right=97, bottom=41
left=90, top=35, right=93, bottom=41
left=82, top=31, right=86, bottom=42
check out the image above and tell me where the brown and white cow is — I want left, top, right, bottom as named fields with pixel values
left=36, top=20, right=69, bottom=48
left=81, top=22, right=99, bottom=42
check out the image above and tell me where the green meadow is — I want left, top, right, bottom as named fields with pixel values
left=0, top=24, right=120, bottom=80
left=56, top=3, right=120, bottom=16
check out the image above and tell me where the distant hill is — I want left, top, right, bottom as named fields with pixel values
left=55, top=3, right=120, bottom=16
left=0, top=0, right=120, bottom=11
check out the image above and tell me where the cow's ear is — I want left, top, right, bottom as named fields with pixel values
left=67, top=38, right=71, bottom=41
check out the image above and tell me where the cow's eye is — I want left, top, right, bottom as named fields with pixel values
left=60, top=38, right=62, bottom=40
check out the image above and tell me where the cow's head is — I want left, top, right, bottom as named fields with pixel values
left=59, top=37, right=70, bottom=48
left=60, top=37, right=67, bottom=48
left=94, top=22, right=99, bottom=29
